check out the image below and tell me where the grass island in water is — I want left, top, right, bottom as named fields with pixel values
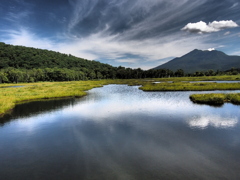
left=0, top=75, right=240, bottom=116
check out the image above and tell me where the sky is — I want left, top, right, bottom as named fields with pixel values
left=0, top=0, right=239, bottom=70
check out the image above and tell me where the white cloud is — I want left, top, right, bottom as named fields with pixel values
left=188, top=115, right=238, bottom=129
left=208, top=48, right=215, bottom=51
left=68, top=0, right=99, bottom=32
left=230, top=50, right=240, bottom=56
left=57, top=30, right=213, bottom=68
left=181, top=21, right=217, bottom=34
left=1, top=0, right=221, bottom=69
left=5, top=11, right=31, bottom=23
left=224, top=31, right=230, bottom=35
left=1, top=0, right=240, bottom=70
left=1, top=26, right=215, bottom=69
left=115, top=58, right=139, bottom=63
left=209, top=20, right=238, bottom=30
left=182, top=20, right=238, bottom=34
left=2, top=28, right=57, bottom=50
left=230, top=2, right=238, bottom=9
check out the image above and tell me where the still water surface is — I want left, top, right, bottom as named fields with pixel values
left=0, top=85, right=240, bottom=179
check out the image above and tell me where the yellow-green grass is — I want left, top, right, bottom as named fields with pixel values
left=0, top=81, right=110, bottom=116
left=1, top=75, right=240, bottom=116
left=190, top=93, right=240, bottom=105
left=0, top=79, right=148, bottom=116
left=146, top=74, right=240, bottom=82
left=140, top=82, right=240, bottom=91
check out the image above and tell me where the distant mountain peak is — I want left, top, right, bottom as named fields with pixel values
left=153, top=49, right=240, bottom=73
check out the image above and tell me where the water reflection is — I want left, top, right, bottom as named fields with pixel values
left=0, top=98, right=77, bottom=126
left=188, top=115, right=238, bottom=129
left=0, top=85, right=240, bottom=179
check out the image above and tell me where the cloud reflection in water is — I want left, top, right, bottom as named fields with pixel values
left=188, top=115, right=238, bottom=129
left=1, top=85, right=240, bottom=179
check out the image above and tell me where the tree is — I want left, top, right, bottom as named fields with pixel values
left=88, top=71, right=96, bottom=80
left=6, top=68, right=23, bottom=83
left=0, top=71, right=8, bottom=83
left=174, top=69, right=184, bottom=77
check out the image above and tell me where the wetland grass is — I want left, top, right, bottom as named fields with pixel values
left=0, top=81, right=109, bottom=116
left=190, top=93, right=240, bottom=105
left=148, top=74, right=240, bottom=82
left=0, top=79, right=146, bottom=116
left=0, top=75, right=240, bottom=116
left=139, top=82, right=240, bottom=91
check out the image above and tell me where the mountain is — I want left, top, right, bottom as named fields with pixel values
left=0, top=42, right=147, bottom=82
left=0, top=42, right=114, bottom=70
left=153, top=49, right=240, bottom=73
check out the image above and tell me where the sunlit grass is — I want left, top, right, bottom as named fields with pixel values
left=190, top=93, right=240, bottom=105
left=1, top=75, right=240, bottom=116
left=0, top=81, right=106, bottom=115
left=139, top=82, right=240, bottom=91
left=152, top=74, right=240, bottom=82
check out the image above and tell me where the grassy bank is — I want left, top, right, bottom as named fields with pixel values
left=139, top=81, right=240, bottom=91
left=149, top=74, right=240, bottom=82
left=0, top=79, right=146, bottom=116
left=0, top=81, right=111, bottom=116
left=190, top=93, right=240, bottom=105
left=1, top=75, right=240, bottom=116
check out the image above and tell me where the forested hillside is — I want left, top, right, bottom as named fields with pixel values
left=0, top=42, right=185, bottom=83
left=0, top=42, right=115, bottom=72
left=0, top=42, right=238, bottom=83
left=0, top=42, right=119, bottom=82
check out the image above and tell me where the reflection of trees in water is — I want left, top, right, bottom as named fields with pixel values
left=0, top=98, right=78, bottom=126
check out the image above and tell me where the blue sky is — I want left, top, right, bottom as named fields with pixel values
left=0, top=0, right=239, bottom=69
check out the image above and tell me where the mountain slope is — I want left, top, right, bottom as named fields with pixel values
left=154, top=49, right=240, bottom=73
left=0, top=42, right=114, bottom=70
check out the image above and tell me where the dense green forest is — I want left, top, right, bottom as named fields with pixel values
left=0, top=42, right=238, bottom=83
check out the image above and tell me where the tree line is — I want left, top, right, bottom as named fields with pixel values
left=0, top=42, right=238, bottom=83
left=0, top=67, right=178, bottom=83
left=1, top=66, right=237, bottom=83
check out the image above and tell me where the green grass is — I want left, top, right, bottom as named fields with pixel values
left=190, top=93, right=240, bottom=105
left=149, top=74, right=240, bottom=82
left=0, top=79, right=146, bottom=116
left=0, top=75, right=240, bottom=116
left=139, top=82, right=240, bottom=91
left=0, top=81, right=108, bottom=116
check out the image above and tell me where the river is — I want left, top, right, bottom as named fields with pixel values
left=0, top=84, right=240, bottom=179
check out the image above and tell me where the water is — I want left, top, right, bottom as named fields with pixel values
left=0, top=85, right=240, bottom=179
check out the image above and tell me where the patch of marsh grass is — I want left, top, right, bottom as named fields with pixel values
left=190, top=93, right=240, bottom=105
left=140, top=82, right=240, bottom=91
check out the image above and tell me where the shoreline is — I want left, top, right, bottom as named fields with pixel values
left=0, top=76, right=240, bottom=116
